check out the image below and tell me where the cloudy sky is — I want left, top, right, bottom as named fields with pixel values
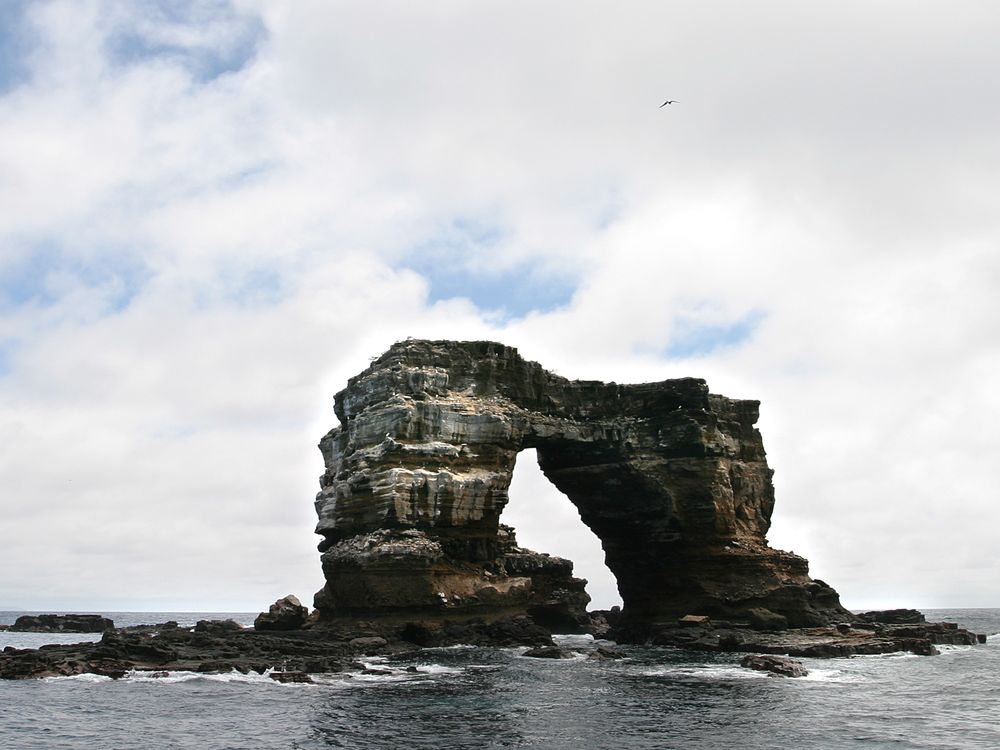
left=2, top=0, right=998, bottom=613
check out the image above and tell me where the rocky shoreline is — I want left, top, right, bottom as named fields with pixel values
left=1, top=606, right=986, bottom=680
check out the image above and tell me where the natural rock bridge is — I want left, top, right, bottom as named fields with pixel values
left=313, top=339, right=849, bottom=633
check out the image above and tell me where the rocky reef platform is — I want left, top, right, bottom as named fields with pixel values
left=611, top=616, right=986, bottom=657
left=1, top=606, right=985, bottom=680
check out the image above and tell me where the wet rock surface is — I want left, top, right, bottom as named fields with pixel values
left=313, top=339, right=853, bottom=634
left=740, top=654, right=808, bottom=677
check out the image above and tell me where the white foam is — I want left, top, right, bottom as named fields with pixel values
left=798, top=668, right=864, bottom=683
left=936, top=644, right=974, bottom=654
left=347, top=671, right=411, bottom=683
left=141, top=668, right=276, bottom=684
left=413, top=663, right=463, bottom=675
left=43, top=673, right=114, bottom=684
left=850, top=651, right=920, bottom=660
left=639, top=665, right=768, bottom=681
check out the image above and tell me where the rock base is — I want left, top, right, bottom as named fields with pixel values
left=612, top=617, right=983, bottom=657
left=1, top=612, right=986, bottom=680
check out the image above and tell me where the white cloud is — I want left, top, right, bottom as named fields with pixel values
left=1, top=0, right=998, bottom=612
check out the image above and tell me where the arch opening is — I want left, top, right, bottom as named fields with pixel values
left=503, top=449, right=622, bottom=611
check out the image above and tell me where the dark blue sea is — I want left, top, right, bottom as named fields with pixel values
left=2, top=609, right=998, bottom=749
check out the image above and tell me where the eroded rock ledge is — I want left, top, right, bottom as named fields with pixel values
left=313, top=339, right=853, bottom=634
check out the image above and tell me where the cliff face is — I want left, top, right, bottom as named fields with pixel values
left=314, top=339, right=850, bottom=630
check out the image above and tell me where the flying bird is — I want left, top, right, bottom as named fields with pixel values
left=659, top=99, right=678, bottom=108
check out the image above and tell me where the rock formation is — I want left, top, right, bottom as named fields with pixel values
left=1, top=613, right=982, bottom=679
left=740, top=654, right=809, bottom=677
left=255, top=595, right=310, bottom=631
left=10, top=614, right=115, bottom=633
left=313, top=339, right=853, bottom=634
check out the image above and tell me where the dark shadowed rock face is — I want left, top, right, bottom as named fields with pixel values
left=313, top=339, right=853, bottom=633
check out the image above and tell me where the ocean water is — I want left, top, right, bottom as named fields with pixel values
left=1, top=609, right=998, bottom=750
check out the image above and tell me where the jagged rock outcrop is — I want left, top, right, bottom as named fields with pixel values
left=255, top=595, right=309, bottom=631
left=313, top=339, right=853, bottom=634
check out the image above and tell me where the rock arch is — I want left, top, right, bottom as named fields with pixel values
left=313, top=340, right=849, bottom=631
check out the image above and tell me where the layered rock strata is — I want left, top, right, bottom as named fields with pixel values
left=313, top=339, right=854, bottom=632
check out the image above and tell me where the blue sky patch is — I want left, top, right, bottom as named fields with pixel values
left=415, top=262, right=576, bottom=320
left=0, top=1, right=32, bottom=93
left=0, top=242, right=150, bottom=315
left=405, top=219, right=576, bottom=319
left=0, top=1, right=264, bottom=92
left=106, top=1, right=265, bottom=83
left=664, top=309, right=766, bottom=358
left=0, top=339, right=14, bottom=377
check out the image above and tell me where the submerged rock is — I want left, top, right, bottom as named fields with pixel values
left=589, top=645, right=627, bottom=660
left=313, top=339, right=854, bottom=636
left=740, top=654, right=808, bottom=677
